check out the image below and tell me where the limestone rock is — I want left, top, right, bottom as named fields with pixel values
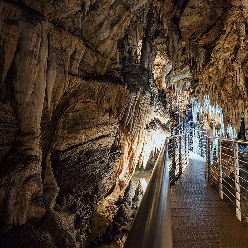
left=1, top=0, right=248, bottom=247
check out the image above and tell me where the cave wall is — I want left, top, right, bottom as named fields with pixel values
left=178, top=0, right=248, bottom=131
left=1, top=0, right=248, bottom=247
left=199, top=1, right=248, bottom=129
left=0, top=1, right=169, bottom=247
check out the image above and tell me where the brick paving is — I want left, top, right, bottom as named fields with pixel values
left=171, top=152, right=248, bottom=248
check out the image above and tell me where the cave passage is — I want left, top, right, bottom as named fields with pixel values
left=1, top=0, right=248, bottom=248
left=171, top=152, right=248, bottom=247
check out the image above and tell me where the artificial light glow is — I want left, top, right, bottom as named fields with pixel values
left=141, top=129, right=167, bottom=169
left=191, top=95, right=237, bottom=138
left=137, top=39, right=143, bottom=64
left=139, top=178, right=148, bottom=192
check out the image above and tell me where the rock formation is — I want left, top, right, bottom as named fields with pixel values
left=0, top=0, right=248, bottom=247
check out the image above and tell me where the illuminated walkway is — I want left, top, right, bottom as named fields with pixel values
left=171, top=152, right=248, bottom=248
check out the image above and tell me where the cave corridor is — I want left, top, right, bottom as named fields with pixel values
left=1, top=0, right=248, bottom=247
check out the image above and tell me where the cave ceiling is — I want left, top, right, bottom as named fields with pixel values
left=0, top=0, right=248, bottom=247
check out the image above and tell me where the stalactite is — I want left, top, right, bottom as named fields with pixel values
left=191, top=96, right=237, bottom=138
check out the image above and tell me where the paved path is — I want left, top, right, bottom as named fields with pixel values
left=171, top=152, right=248, bottom=248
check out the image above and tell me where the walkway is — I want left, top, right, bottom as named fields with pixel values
left=171, top=152, right=248, bottom=248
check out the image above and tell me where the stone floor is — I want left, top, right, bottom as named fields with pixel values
left=171, top=152, right=248, bottom=248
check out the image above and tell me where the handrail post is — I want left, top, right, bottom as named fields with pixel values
left=200, top=132, right=203, bottom=157
left=184, top=133, right=187, bottom=169
left=172, top=137, right=176, bottom=182
left=187, top=132, right=190, bottom=162
left=202, top=131, right=207, bottom=158
left=218, top=139, right=223, bottom=199
left=234, top=142, right=241, bottom=221
left=179, top=135, right=182, bottom=176
left=206, top=137, right=211, bottom=181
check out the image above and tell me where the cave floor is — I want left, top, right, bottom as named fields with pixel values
left=171, top=152, right=248, bottom=248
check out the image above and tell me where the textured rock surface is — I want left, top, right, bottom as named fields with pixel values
left=1, top=0, right=248, bottom=247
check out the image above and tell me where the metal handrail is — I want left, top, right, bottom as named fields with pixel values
left=172, top=121, right=185, bottom=134
left=125, top=129, right=248, bottom=247
left=168, top=133, right=189, bottom=185
left=207, top=136, right=248, bottom=222
left=209, top=136, right=248, bottom=144
left=172, top=120, right=193, bottom=135
left=172, top=121, right=207, bottom=158
left=125, top=133, right=188, bottom=248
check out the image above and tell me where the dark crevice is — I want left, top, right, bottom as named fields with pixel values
left=60, top=134, right=111, bottom=153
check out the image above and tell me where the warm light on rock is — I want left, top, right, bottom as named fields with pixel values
left=1, top=0, right=248, bottom=247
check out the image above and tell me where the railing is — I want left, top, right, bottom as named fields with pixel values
left=168, top=133, right=189, bottom=186
left=189, top=129, right=207, bottom=158
left=126, top=127, right=248, bottom=247
left=125, top=133, right=189, bottom=248
left=172, top=121, right=207, bottom=159
left=172, top=120, right=186, bottom=135
left=207, top=137, right=248, bottom=222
